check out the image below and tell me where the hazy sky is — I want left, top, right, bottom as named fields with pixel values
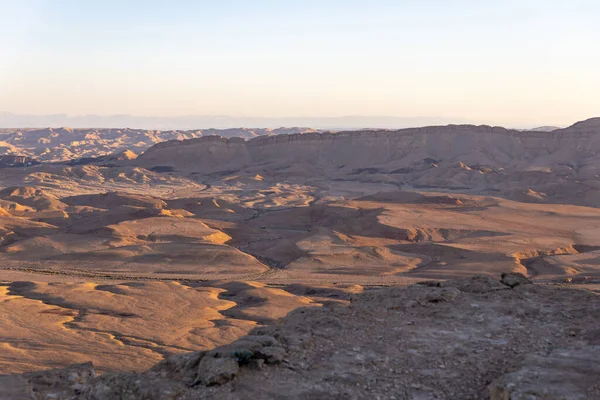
left=1, top=0, right=598, bottom=127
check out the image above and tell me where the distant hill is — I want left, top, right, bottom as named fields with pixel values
left=127, top=117, right=600, bottom=207
left=525, top=126, right=561, bottom=132
left=0, top=127, right=319, bottom=162
left=0, top=118, right=599, bottom=168
left=136, top=118, right=600, bottom=175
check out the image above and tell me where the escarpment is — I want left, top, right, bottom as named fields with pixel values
left=134, top=118, right=600, bottom=177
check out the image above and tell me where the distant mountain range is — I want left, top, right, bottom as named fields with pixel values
left=0, top=117, right=580, bottom=163
left=0, top=127, right=319, bottom=162
left=523, top=126, right=561, bottom=132
left=127, top=117, right=600, bottom=207
left=134, top=118, right=600, bottom=176
left=0, top=112, right=472, bottom=130
left=0, top=117, right=599, bottom=208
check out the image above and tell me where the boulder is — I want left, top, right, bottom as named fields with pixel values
left=501, top=272, right=533, bottom=288
left=149, top=350, right=206, bottom=386
left=195, top=355, right=240, bottom=386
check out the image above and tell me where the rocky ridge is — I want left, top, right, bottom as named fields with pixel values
left=136, top=119, right=600, bottom=174
left=130, top=118, right=600, bottom=207
left=2, top=274, right=599, bottom=399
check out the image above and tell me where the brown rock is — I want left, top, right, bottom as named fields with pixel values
left=258, top=346, right=286, bottom=364
left=489, top=346, right=600, bottom=400
left=501, top=272, right=533, bottom=288
left=80, top=373, right=185, bottom=400
left=149, top=351, right=206, bottom=386
left=195, top=355, right=239, bottom=386
left=26, top=362, right=96, bottom=400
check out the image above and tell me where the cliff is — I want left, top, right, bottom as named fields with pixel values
left=0, top=155, right=40, bottom=168
left=135, top=118, right=600, bottom=176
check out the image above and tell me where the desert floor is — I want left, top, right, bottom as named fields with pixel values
left=1, top=167, right=600, bottom=374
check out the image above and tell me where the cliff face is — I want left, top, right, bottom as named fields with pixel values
left=138, top=136, right=252, bottom=173
left=135, top=119, right=600, bottom=175
left=0, top=155, right=39, bottom=168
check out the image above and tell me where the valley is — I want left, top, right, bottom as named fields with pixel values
left=1, top=119, right=600, bottom=396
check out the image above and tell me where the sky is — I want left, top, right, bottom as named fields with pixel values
left=0, top=0, right=599, bottom=128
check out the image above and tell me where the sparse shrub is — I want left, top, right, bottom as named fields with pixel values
left=233, top=349, right=254, bottom=366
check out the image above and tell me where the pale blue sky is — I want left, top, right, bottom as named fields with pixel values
left=1, top=0, right=598, bottom=127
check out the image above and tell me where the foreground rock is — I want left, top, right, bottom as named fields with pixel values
left=2, top=274, right=599, bottom=399
left=0, top=363, right=95, bottom=399
left=489, top=347, right=600, bottom=400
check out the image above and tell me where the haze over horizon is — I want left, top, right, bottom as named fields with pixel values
left=2, top=0, right=599, bottom=128
left=0, top=112, right=497, bottom=130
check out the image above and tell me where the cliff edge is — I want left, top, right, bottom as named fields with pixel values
left=3, top=274, right=599, bottom=399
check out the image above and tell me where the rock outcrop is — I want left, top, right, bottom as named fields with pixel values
left=0, top=155, right=39, bottom=168
left=2, top=274, right=599, bottom=399
left=489, top=347, right=600, bottom=400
